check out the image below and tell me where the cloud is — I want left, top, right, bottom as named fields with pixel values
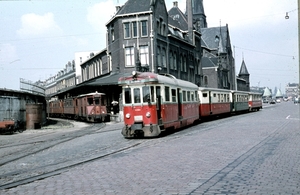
left=86, top=0, right=115, bottom=32
left=17, top=12, right=62, bottom=38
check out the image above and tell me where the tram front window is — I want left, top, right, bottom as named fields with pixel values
left=124, top=86, right=155, bottom=104
left=134, top=88, right=141, bottom=103
left=94, top=97, right=100, bottom=105
left=87, top=98, right=93, bottom=105
left=143, top=86, right=155, bottom=103
left=143, top=86, right=150, bottom=102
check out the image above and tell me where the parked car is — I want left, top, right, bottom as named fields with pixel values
left=263, top=99, right=269, bottom=103
left=294, top=98, right=299, bottom=104
left=276, top=99, right=281, bottom=103
left=270, top=99, right=276, bottom=104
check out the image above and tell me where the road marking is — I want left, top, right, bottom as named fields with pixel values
left=286, top=115, right=299, bottom=120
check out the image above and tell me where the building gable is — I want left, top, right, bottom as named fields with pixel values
left=201, top=26, right=229, bottom=53
left=168, top=2, right=188, bottom=31
left=117, top=0, right=152, bottom=15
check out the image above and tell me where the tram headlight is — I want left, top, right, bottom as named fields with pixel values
left=125, top=113, right=131, bottom=119
left=146, top=112, right=151, bottom=118
left=132, top=70, right=137, bottom=76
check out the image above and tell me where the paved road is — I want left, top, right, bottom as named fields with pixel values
left=1, top=102, right=299, bottom=194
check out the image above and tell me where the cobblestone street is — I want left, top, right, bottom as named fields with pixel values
left=1, top=102, right=299, bottom=194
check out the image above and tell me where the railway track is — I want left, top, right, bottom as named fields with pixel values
left=0, top=142, right=142, bottom=190
left=0, top=120, right=125, bottom=189
left=0, top=123, right=107, bottom=163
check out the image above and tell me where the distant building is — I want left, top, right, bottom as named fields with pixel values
left=263, top=87, right=272, bottom=99
left=250, top=86, right=264, bottom=94
left=201, top=25, right=236, bottom=90
left=236, top=59, right=250, bottom=91
left=44, top=61, right=76, bottom=97
left=275, top=88, right=283, bottom=99
left=74, top=51, right=99, bottom=84
left=285, top=83, right=299, bottom=99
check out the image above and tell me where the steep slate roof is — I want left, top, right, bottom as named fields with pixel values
left=201, top=57, right=218, bottom=68
left=117, top=0, right=151, bottom=15
left=263, top=87, right=272, bottom=97
left=275, top=89, right=283, bottom=97
left=192, top=0, right=205, bottom=15
left=239, top=60, right=249, bottom=75
left=168, top=5, right=188, bottom=30
left=201, top=26, right=228, bottom=52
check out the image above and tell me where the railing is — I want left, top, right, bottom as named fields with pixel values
left=20, top=78, right=45, bottom=96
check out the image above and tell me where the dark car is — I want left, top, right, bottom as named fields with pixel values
left=270, top=99, right=276, bottom=104
left=263, top=99, right=268, bottom=103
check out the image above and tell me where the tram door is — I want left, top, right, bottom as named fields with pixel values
left=156, top=86, right=162, bottom=124
left=177, top=88, right=182, bottom=118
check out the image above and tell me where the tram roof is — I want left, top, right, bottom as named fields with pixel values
left=118, top=72, right=198, bottom=89
left=77, top=91, right=105, bottom=98
left=198, top=87, right=232, bottom=93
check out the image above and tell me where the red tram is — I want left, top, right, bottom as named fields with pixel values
left=77, top=92, right=108, bottom=122
left=47, top=92, right=109, bottom=122
left=118, top=71, right=199, bottom=138
left=119, top=72, right=263, bottom=138
left=198, top=87, right=232, bottom=117
left=248, top=92, right=263, bottom=111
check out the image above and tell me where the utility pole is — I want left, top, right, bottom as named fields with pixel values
left=298, top=0, right=300, bottom=94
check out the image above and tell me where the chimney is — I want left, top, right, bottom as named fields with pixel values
left=173, top=1, right=178, bottom=7
left=187, top=0, right=193, bottom=43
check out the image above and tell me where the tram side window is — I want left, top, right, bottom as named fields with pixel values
left=187, top=91, right=190, bottom=101
left=183, top=90, right=186, bottom=102
left=124, top=88, right=132, bottom=104
left=171, top=89, right=176, bottom=102
left=203, top=93, right=207, bottom=98
left=191, top=92, right=194, bottom=101
left=134, top=88, right=141, bottom=103
left=165, top=86, right=170, bottom=102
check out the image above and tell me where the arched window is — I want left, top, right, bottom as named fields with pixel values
left=162, top=48, right=166, bottom=67
left=204, top=75, right=208, bottom=86
left=183, top=55, right=187, bottom=72
left=174, top=52, right=177, bottom=70
left=180, top=55, right=183, bottom=71
left=169, top=51, right=173, bottom=69
left=157, top=47, right=161, bottom=66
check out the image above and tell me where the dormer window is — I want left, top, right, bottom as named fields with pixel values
left=215, top=35, right=219, bottom=42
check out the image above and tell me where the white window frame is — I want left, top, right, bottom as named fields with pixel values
left=125, top=47, right=135, bottom=67
left=139, top=45, right=149, bottom=67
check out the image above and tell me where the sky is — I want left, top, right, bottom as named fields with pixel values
left=0, top=0, right=298, bottom=94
